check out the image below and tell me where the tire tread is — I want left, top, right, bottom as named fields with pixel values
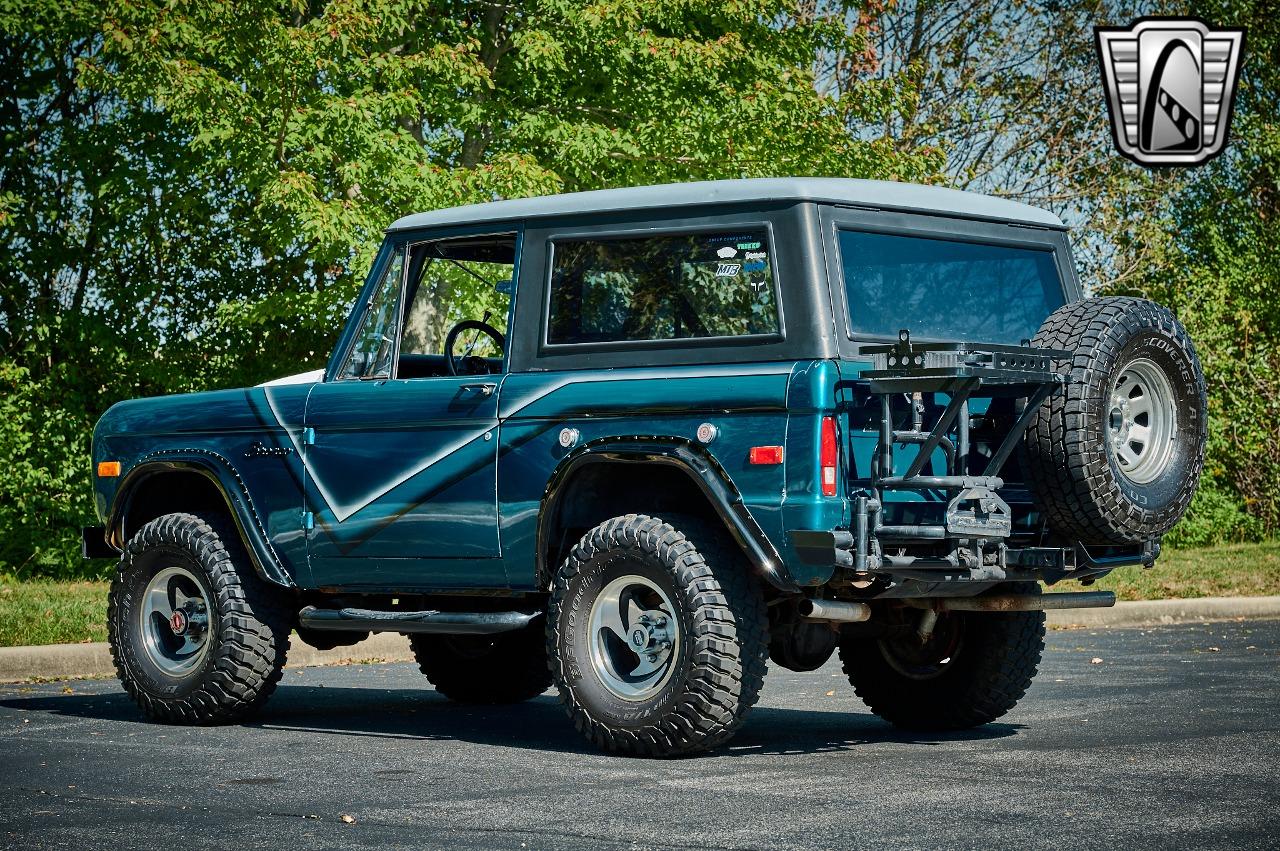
left=547, top=513, right=768, bottom=757
left=108, top=512, right=291, bottom=724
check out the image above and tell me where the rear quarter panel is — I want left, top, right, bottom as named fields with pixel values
left=496, top=364, right=798, bottom=588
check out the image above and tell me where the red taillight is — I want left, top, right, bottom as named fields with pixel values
left=749, top=445, right=784, bottom=465
left=820, top=415, right=838, bottom=496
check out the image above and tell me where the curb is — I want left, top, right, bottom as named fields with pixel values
left=3, top=596, right=1279, bottom=683
left=1045, top=595, right=1280, bottom=629
left=0, top=632, right=414, bottom=684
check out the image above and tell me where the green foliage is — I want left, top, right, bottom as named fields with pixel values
left=1162, top=484, right=1266, bottom=550
left=1100, top=0, right=1280, bottom=540
left=3, top=0, right=1274, bottom=581
left=0, top=362, right=97, bottom=578
left=1, top=1, right=939, bottom=577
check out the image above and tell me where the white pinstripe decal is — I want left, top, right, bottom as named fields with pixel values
left=261, top=365, right=790, bottom=524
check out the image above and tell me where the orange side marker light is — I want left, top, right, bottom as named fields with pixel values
left=97, top=461, right=121, bottom=478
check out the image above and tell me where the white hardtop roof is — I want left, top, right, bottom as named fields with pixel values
left=388, top=177, right=1065, bottom=232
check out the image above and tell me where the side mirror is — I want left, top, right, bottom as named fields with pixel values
left=494, top=279, right=514, bottom=295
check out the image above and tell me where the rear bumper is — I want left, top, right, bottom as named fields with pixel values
left=81, top=526, right=119, bottom=559
left=788, top=527, right=1159, bottom=585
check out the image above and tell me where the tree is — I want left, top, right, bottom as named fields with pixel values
left=1, top=0, right=941, bottom=575
left=1098, top=0, right=1279, bottom=542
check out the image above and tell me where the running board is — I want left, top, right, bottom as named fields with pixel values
left=297, top=606, right=539, bottom=635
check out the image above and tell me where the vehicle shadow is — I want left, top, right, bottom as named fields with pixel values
left=1, top=683, right=1022, bottom=758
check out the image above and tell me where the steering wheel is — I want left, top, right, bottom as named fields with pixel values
left=444, top=320, right=505, bottom=376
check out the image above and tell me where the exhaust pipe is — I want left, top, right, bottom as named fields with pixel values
left=798, top=598, right=872, bottom=623
left=907, top=591, right=1116, bottom=613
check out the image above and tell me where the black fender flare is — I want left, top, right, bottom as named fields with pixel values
left=107, top=450, right=296, bottom=588
left=536, top=436, right=798, bottom=593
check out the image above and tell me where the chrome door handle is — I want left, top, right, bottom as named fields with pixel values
left=460, top=383, right=497, bottom=397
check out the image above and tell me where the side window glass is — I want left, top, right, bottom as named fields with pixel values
left=546, top=229, right=780, bottom=345
left=401, top=239, right=514, bottom=357
left=397, top=235, right=516, bottom=378
left=339, top=250, right=404, bottom=380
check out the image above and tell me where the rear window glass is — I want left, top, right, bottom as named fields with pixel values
left=547, top=230, right=780, bottom=345
left=838, top=230, right=1064, bottom=344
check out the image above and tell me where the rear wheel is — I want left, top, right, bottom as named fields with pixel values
left=548, top=514, right=768, bottom=757
left=108, top=512, right=291, bottom=724
left=409, top=624, right=551, bottom=704
left=839, top=591, right=1044, bottom=730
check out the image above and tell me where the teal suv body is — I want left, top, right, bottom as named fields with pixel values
left=88, top=178, right=1207, bottom=756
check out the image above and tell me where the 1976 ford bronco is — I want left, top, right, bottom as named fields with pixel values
left=86, top=178, right=1206, bottom=757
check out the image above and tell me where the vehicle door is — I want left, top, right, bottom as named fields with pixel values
left=302, top=232, right=519, bottom=589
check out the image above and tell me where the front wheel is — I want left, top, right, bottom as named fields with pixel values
left=839, top=595, right=1044, bottom=731
left=547, top=514, right=768, bottom=757
left=108, top=512, right=291, bottom=724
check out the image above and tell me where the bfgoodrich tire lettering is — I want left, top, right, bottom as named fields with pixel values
left=1023, top=297, right=1207, bottom=545
left=548, top=514, right=768, bottom=757
left=108, top=512, right=291, bottom=724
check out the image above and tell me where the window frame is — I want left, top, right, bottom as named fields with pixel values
left=334, top=243, right=408, bottom=382
left=326, top=228, right=521, bottom=383
left=395, top=230, right=521, bottom=380
left=539, top=221, right=786, bottom=354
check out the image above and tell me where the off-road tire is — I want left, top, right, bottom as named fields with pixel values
left=547, top=514, right=769, bottom=757
left=108, top=512, right=291, bottom=724
left=1022, top=297, right=1206, bottom=545
left=409, top=624, right=551, bottom=704
left=839, top=587, right=1045, bottom=730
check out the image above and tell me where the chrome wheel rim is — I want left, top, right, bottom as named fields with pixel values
left=1108, top=358, right=1177, bottom=485
left=139, top=566, right=213, bottom=677
left=587, top=575, right=681, bottom=702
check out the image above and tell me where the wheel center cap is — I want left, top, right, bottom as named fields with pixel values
left=630, top=627, right=649, bottom=649
left=1110, top=405, right=1126, bottom=433
left=169, top=609, right=188, bottom=635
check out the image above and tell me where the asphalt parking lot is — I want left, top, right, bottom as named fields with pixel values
left=1, top=619, right=1277, bottom=850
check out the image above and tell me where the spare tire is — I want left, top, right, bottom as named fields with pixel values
left=1022, top=297, right=1206, bottom=545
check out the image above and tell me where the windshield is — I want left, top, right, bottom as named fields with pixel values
left=838, top=230, right=1065, bottom=344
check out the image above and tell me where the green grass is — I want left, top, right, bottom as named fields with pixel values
left=0, top=573, right=109, bottom=647
left=0, top=542, right=1278, bottom=647
left=1057, top=541, right=1280, bottom=601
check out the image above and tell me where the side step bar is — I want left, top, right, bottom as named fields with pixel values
left=298, top=606, right=539, bottom=635
left=906, top=591, right=1116, bottom=612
